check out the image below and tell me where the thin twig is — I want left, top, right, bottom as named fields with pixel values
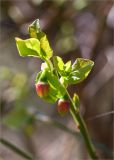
left=87, top=111, right=114, bottom=121
left=0, top=138, right=34, bottom=160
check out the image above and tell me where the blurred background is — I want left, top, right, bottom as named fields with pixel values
left=0, top=0, right=113, bottom=159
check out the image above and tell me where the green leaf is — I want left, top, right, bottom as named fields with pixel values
left=53, top=56, right=71, bottom=76
left=3, top=107, right=30, bottom=129
left=53, top=56, right=64, bottom=72
left=54, top=57, right=94, bottom=85
left=28, top=19, right=40, bottom=38
left=68, top=58, right=94, bottom=84
left=45, top=71, right=66, bottom=103
left=29, top=19, right=53, bottom=59
left=46, top=71, right=65, bottom=96
left=64, top=61, right=72, bottom=72
left=16, top=19, right=53, bottom=60
left=43, top=86, right=58, bottom=103
left=15, top=37, right=42, bottom=58
left=72, top=58, right=94, bottom=71
left=38, top=32, right=53, bottom=59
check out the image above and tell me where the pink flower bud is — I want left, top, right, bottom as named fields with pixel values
left=35, top=82, right=49, bottom=98
left=57, top=99, right=70, bottom=116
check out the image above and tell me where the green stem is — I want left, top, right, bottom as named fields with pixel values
left=0, top=138, right=34, bottom=160
left=51, top=58, right=98, bottom=159
left=45, top=59, right=53, bottom=72
left=65, top=89, right=98, bottom=159
left=34, top=113, right=113, bottom=158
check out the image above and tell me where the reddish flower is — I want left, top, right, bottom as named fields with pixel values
left=57, top=99, right=70, bottom=116
left=35, top=82, right=49, bottom=98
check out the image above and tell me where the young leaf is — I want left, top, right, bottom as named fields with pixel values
left=44, top=71, right=66, bottom=103
left=53, top=56, right=72, bottom=77
left=16, top=19, right=53, bottom=60
left=15, top=38, right=42, bottom=58
left=29, top=19, right=53, bottom=60
left=68, top=58, right=94, bottom=84
left=43, top=86, right=58, bottom=103
left=38, top=32, right=53, bottom=59
left=72, top=58, right=94, bottom=71
left=53, top=56, right=64, bottom=72
left=46, top=71, right=66, bottom=96
left=53, top=56, right=67, bottom=77
left=64, top=61, right=72, bottom=72
left=28, top=19, right=40, bottom=38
